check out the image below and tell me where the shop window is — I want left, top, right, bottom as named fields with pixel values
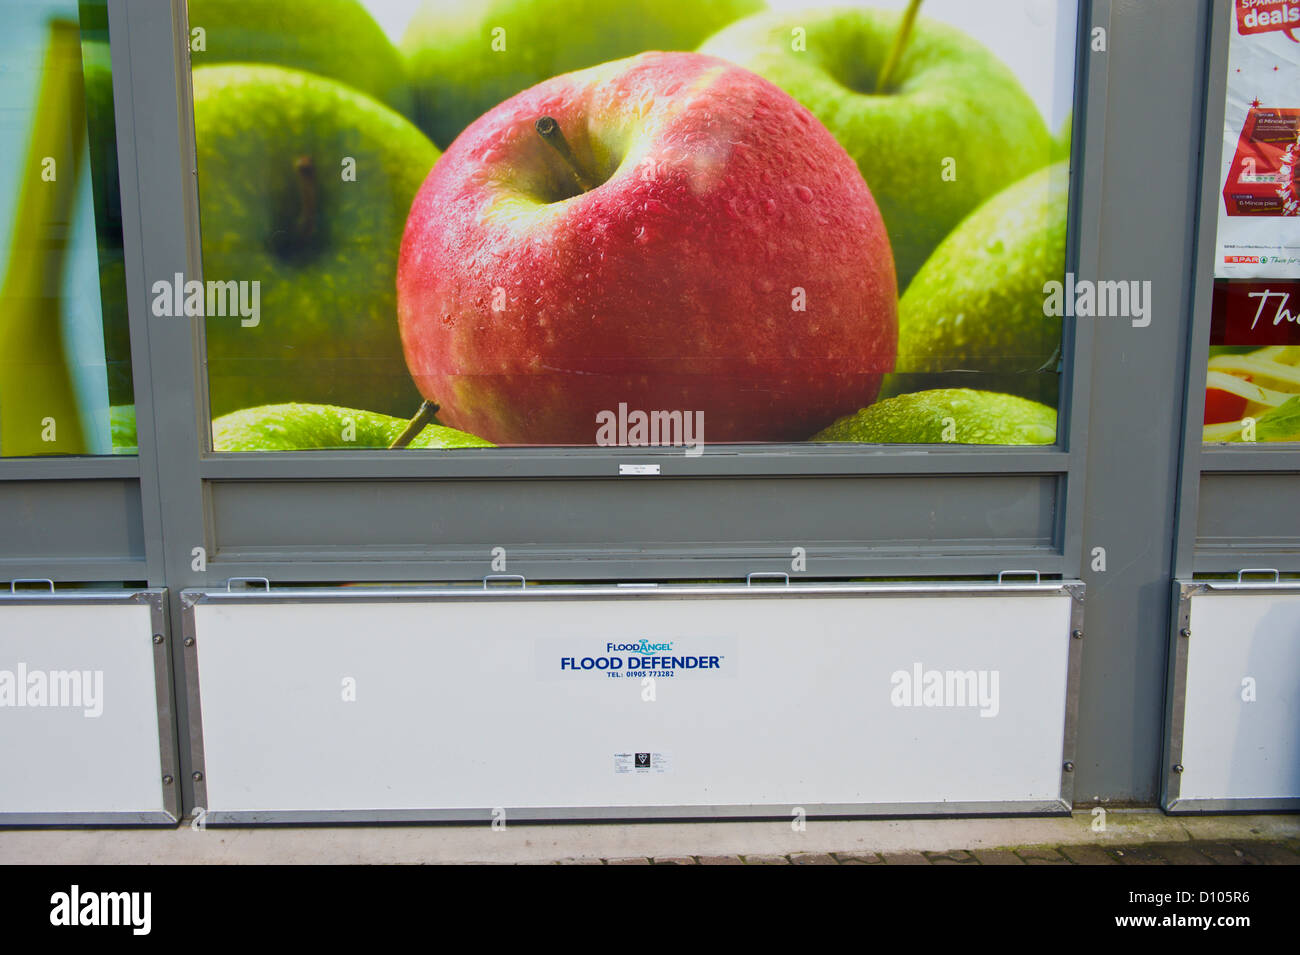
left=187, top=0, right=1077, bottom=454
left=0, top=0, right=134, bottom=456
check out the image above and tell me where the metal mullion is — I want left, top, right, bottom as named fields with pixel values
left=108, top=0, right=209, bottom=818
left=1057, top=0, right=1110, bottom=580
left=1172, top=0, right=1232, bottom=581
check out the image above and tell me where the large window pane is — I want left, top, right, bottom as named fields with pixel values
left=189, top=0, right=1077, bottom=453
left=0, top=0, right=134, bottom=456
left=1202, top=1, right=1300, bottom=445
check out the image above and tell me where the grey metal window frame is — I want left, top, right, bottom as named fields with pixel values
left=88, top=0, right=1107, bottom=588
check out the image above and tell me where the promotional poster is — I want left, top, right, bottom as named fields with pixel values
left=1204, top=0, right=1300, bottom=443
left=186, top=0, right=1078, bottom=451
left=0, top=0, right=1079, bottom=456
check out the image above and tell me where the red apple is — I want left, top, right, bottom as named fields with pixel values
left=397, top=51, right=897, bottom=445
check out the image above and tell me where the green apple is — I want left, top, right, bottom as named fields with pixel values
left=211, top=403, right=495, bottom=451
left=811, top=389, right=1056, bottom=445
left=401, top=0, right=765, bottom=149
left=1053, top=110, right=1073, bottom=162
left=186, top=0, right=413, bottom=116
left=700, top=7, right=1052, bottom=290
left=110, top=404, right=137, bottom=453
left=192, top=65, right=438, bottom=418
left=880, top=161, right=1068, bottom=405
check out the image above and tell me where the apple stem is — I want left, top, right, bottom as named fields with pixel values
left=293, top=155, right=317, bottom=243
left=388, top=399, right=440, bottom=450
left=535, top=116, right=595, bottom=193
left=876, top=0, right=924, bottom=93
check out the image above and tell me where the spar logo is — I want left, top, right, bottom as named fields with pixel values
left=1226, top=255, right=1263, bottom=264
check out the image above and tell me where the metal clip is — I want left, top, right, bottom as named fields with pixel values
left=483, top=574, right=526, bottom=590
left=225, top=577, right=271, bottom=592
left=997, top=570, right=1041, bottom=585
left=746, top=572, right=790, bottom=587
left=9, top=578, right=54, bottom=594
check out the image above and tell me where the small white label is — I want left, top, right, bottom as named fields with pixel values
left=615, top=752, right=670, bottom=774
left=619, top=464, right=660, bottom=476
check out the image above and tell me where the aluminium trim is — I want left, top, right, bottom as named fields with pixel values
left=1059, top=583, right=1086, bottom=806
left=199, top=799, right=1073, bottom=827
left=183, top=579, right=1082, bottom=605
left=179, top=597, right=209, bottom=812
left=1166, top=797, right=1300, bottom=814
left=147, top=590, right=181, bottom=822
left=0, top=810, right=179, bottom=827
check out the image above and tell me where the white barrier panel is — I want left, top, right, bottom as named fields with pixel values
left=184, top=582, right=1083, bottom=823
left=0, top=589, right=178, bottom=824
left=180, top=582, right=1076, bottom=821
left=1165, top=581, right=1300, bottom=812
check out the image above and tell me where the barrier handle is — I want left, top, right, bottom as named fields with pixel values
left=997, top=570, right=1041, bottom=585
left=9, top=578, right=54, bottom=594
left=1237, top=568, right=1280, bottom=584
left=225, top=577, right=271, bottom=592
left=483, top=574, right=526, bottom=590
left=746, top=572, right=790, bottom=587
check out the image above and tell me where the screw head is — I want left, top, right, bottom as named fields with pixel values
left=1063, top=761, right=1075, bottom=772
left=162, top=775, right=174, bottom=785
left=1071, top=629, right=1083, bottom=640
left=1173, top=764, right=1184, bottom=773
left=1180, top=628, right=1191, bottom=638
left=183, top=637, right=195, bottom=647
left=192, top=771, right=204, bottom=782
left=152, top=634, right=164, bottom=645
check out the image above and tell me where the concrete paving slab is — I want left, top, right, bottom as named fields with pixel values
left=0, top=811, right=1294, bottom=866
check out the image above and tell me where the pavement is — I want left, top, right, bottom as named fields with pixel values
left=1, top=810, right=1297, bottom=865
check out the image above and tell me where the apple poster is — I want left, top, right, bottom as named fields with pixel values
left=0, top=0, right=1082, bottom=457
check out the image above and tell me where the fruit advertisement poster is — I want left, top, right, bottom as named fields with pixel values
left=0, top=0, right=132, bottom=457
left=192, top=0, right=1075, bottom=453
left=1203, top=0, right=1300, bottom=443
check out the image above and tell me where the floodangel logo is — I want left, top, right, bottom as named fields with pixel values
left=606, top=639, right=673, bottom=654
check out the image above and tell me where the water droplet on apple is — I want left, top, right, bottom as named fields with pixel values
left=662, top=81, right=682, bottom=96
left=763, top=198, right=777, bottom=214
left=794, top=185, right=814, bottom=203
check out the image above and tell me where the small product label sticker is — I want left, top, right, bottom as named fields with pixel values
left=619, top=464, right=660, bottom=475
left=615, top=752, right=670, bottom=774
